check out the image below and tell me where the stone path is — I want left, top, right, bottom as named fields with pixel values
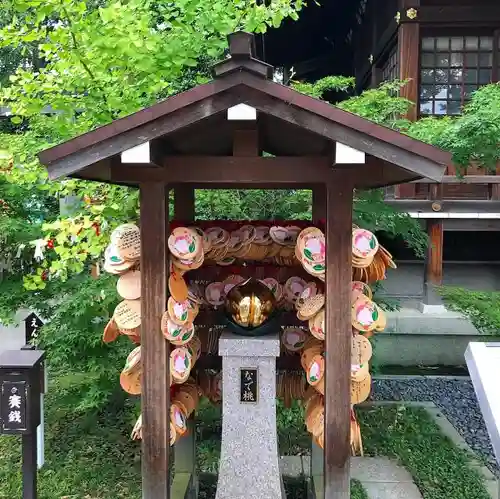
left=351, top=457, right=423, bottom=499
left=279, top=456, right=423, bottom=499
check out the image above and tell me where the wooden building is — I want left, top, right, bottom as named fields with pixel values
left=264, top=0, right=500, bottom=308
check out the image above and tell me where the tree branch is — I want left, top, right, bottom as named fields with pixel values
left=60, top=5, right=115, bottom=121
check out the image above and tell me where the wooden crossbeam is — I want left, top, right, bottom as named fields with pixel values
left=111, top=157, right=332, bottom=184
left=413, top=176, right=500, bottom=184
left=400, top=6, right=500, bottom=25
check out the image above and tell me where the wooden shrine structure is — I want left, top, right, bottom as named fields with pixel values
left=39, top=32, right=450, bottom=499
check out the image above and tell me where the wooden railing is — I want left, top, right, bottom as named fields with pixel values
left=391, top=167, right=500, bottom=201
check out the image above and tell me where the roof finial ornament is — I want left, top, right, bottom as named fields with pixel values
left=228, top=32, right=256, bottom=59
left=212, top=31, right=273, bottom=79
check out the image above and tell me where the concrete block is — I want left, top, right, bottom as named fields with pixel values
left=418, top=304, right=448, bottom=315
left=374, top=330, right=485, bottom=367
left=279, top=456, right=305, bottom=477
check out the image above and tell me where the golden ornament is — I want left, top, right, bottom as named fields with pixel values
left=225, top=277, right=276, bottom=328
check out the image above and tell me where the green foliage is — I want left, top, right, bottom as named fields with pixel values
left=339, top=80, right=413, bottom=129
left=289, top=77, right=429, bottom=257
left=0, top=271, right=133, bottom=411
left=351, top=480, right=369, bottom=499
left=302, top=77, right=500, bottom=173
left=0, top=0, right=306, bottom=288
left=36, top=274, right=131, bottom=411
left=0, top=375, right=141, bottom=499
left=276, top=399, right=311, bottom=455
left=0, top=0, right=304, bottom=131
left=196, top=189, right=312, bottom=221
left=354, top=189, right=427, bottom=258
left=437, top=286, right=500, bottom=336
left=290, top=75, right=355, bottom=99
left=404, top=115, right=454, bottom=149
left=0, top=0, right=305, bottom=411
left=359, top=405, right=490, bottom=499
left=406, top=82, right=500, bottom=172
left=420, top=84, right=500, bottom=171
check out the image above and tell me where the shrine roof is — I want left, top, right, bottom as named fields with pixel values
left=38, top=32, right=449, bottom=187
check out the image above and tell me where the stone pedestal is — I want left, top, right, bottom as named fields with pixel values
left=418, top=283, right=447, bottom=314
left=216, top=331, right=285, bottom=499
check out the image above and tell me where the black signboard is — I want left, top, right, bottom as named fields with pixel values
left=0, top=380, right=28, bottom=434
left=240, top=368, right=258, bottom=404
left=24, top=313, right=44, bottom=344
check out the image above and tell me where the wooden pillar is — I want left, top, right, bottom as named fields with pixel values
left=312, top=186, right=326, bottom=223
left=398, top=0, right=420, bottom=120
left=324, top=171, right=353, bottom=499
left=426, top=183, right=443, bottom=286
left=370, top=67, right=383, bottom=89
left=427, top=220, right=443, bottom=285
left=395, top=0, right=420, bottom=198
left=140, top=182, right=170, bottom=499
left=493, top=29, right=500, bottom=83
left=491, top=164, right=500, bottom=200
left=232, top=128, right=259, bottom=156
left=369, top=0, right=382, bottom=89
left=174, top=185, right=195, bottom=221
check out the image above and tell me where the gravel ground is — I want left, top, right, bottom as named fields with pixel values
left=371, top=377, right=499, bottom=474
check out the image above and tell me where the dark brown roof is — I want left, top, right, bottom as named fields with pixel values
left=39, top=32, right=449, bottom=186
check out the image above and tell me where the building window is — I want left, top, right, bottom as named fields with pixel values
left=381, top=45, right=399, bottom=83
left=420, top=35, right=496, bottom=116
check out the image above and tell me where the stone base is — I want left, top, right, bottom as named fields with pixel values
left=376, top=306, right=486, bottom=366
left=216, top=331, right=285, bottom=499
left=417, top=303, right=448, bottom=315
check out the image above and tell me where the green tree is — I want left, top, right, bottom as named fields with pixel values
left=406, top=83, right=500, bottom=171
left=0, top=0, right=306, bottom=284
left=1, top=0, right=498, bottom=412
left=0, top=0, right=306, bottom=411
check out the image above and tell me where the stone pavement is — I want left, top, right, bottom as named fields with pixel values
left=351, top=457, right=423, bottom=499
left=279, top=456, right=423, bottom=499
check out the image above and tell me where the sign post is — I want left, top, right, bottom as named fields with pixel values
left=0, top=348, right=45, bottom=499
left=36, top=366, right=47, bottom=469
left=23, top=312, right=46, bottom=470
left=24, top=313, right=44, bottom=344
